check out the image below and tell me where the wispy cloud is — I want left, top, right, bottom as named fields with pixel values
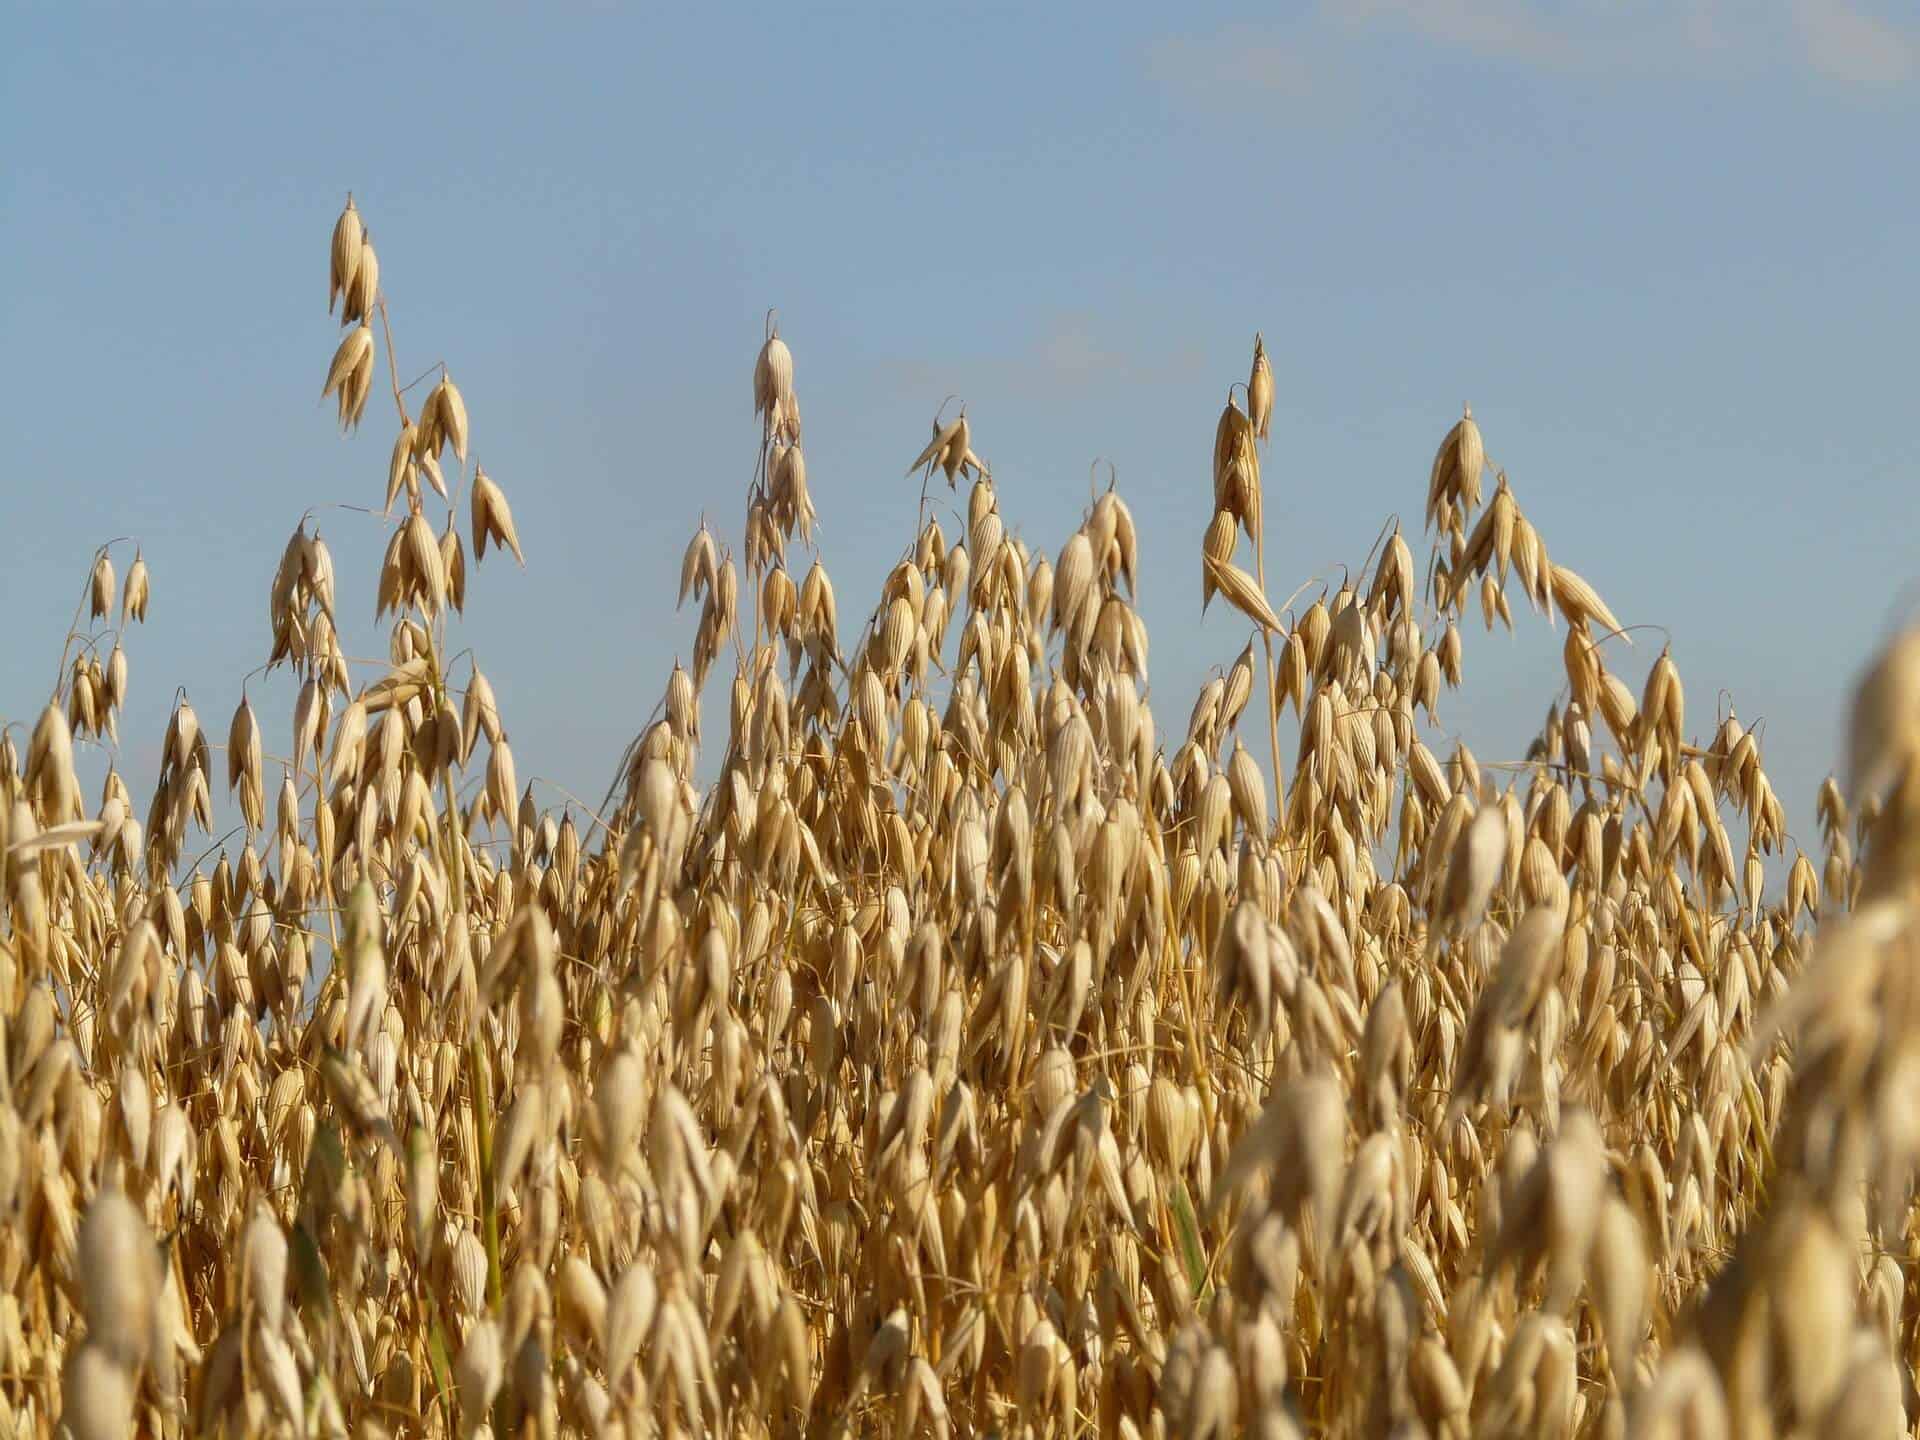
left=1791, top=0, right=1918, bottom=87
left=1148, top=0, right=1919, bottom=106
left=1026, top=317, right=1133, bottom=385
left=872, top=313, right=1204, bottom=410
left=1146, top=24, right=1321, bottom=105
left=1330, top=0, right=1576, bottom=67
left=1017, top=313, right=1207, bottom=390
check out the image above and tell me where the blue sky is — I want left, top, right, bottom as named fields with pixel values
left=3, top=2, right=1916, bottom=858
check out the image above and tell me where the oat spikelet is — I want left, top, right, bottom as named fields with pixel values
left=322, top=321, right=375, bottom=429
left=89, top=551, right=116, bottom=621
left=472, top=465, right=524, bottom=565
left=1248, top=332, right=1274, bottom=440
left=329, top=194, right=363, bottom=316
left=123, top=548, right=149, bottom=622
left=226, top=692, right=264, bottom=830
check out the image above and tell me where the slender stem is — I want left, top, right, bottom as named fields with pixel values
left=1151, top=849, right=1217, bottom=1137
left=304, top=744, right=340, bottom=952
left=527, top=777, right=620, bottom=843
left=440, top=677, right=498, bottom=1317
left=467, top=1037, right=504, bottom=1307
left=376, top=298, right=409, bottom=427
left=49, top=539, right=132, bottom=703
left=417, top=1262, right=460, bottom=1437
left=1254, top=522, right=1284, bottom=850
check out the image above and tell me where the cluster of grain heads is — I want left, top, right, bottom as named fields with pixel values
left=472, top=467, right=524, bottom=568
left=322, top=196, right=388, bottom=431
left=751, top=316, right=815, bottom=567
left=1425, top=406, right=1484, bottom=539
left=323, top=321, right=376, bottom=432
left=51, top=540, right=148, bottom=751
left=5, top=203, right=1916, bottom=1438
left=907, top=404, right=987, bottom=492
left=329, top=193, right=377, bottom=324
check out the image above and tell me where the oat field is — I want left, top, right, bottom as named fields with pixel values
left=3, top=195, right=1915, bottom=1439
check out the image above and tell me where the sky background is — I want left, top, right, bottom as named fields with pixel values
left=3, top=1, right=1916, bottom=866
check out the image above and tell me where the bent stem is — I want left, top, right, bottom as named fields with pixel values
left=467, top=1035, right=505, bottom=1309
left=1254, top=523, right=1284, bottom=851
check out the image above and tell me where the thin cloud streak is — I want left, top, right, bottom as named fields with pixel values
left=1792, top=0, right=1918, bottom=87
left=1147, top=23, right=1322, bottom=103
left=1148, top=0, right=1919, bottom=107
left=1330, top=0, right=1576, bottom=67
left=875, top=314, right=1205, bottom=404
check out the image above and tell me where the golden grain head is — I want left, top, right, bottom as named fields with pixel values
left=3, top=196, right=1901, bottom=1440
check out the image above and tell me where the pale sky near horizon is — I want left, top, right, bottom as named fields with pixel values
left=4, top=2, right=1916, bottom=865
